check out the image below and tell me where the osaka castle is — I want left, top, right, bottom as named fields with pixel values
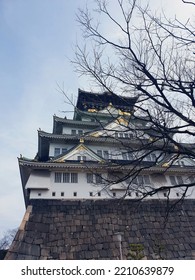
left=5, top=89, right=195, bottom=260
left=19, top=89, right=195, bottom=205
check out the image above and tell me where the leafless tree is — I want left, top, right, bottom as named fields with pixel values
left=0, top=228, right=17, bottom=250
left=0, top=228, right=17, bottom=259
left=70, top=0, right=195, bottom=204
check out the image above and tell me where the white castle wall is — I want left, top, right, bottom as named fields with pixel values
left=27, top=171, right=195, bottom=200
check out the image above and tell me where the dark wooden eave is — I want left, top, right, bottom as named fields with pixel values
left=53, top=115, right=100, bottom=134
left=19, top=157, right=195, bottom=174
left=75, top=89, right=138, bottom=117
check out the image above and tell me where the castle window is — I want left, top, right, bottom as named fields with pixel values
left=52, top=192, right=56, bottom=197
left=54, top=148, right=61, bottom=157
left=132, top=175, right=151, bottom=187
left=55, top=172, right=78, bottom=183
left=87, top=173, right=103, bottom=184
left=176, top=176, right=184, bottom=185
left=71, top=129, right=76, bottom=135
left=143, top=175, right=151, bottom=186
left=169, top=175, right=184, bottom=185
left=95, top=174, right=102, bottom=184
left=78, top=130, right=83, bottom=135
left=189, top=176, right=195, bottom=183
left=97, top=150, right=110, bottom=159
left=62, top=148, right=67, bottom=154
left=89, top=192, right=93, bottom=197
left=73, top=192, right=77, bottom=197
left=87, top=173, right=93, bottom=183
left=55, top=172, right=62, bottom=183
left=97, top=150, right=103, bottom=157
left=63, top=173, right=70, bottom=183
left=144, top=153, right=157, bottom=162
left=71, top=173, right=78, bottom=183
left=113, top=192, right=116, bottom=197
left=103, top=150, right=109, bottom=159
left=169, top=176, right=176, bottom=185
left=78, top=155, right=86, bottom=161
left=98, top=192, right=101, bottom=197
left=61, top=192, right=64, bottom=197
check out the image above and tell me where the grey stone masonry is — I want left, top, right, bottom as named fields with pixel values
left=5, top=199, right=195, bottom=260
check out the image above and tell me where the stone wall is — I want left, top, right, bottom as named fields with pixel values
left=5, top=199, right=195, bottom=260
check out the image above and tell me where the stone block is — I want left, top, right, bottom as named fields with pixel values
left=95, top=243, right=103, bottom=250
left=41, top=248, right=50, bottom=257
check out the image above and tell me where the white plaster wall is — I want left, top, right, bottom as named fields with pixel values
left=30, top=171, right=108, bottom=199
left=26, top=171, right=50, bottom=190
left=50, top=171, right=107, bottom=199
left=49, top=143, right=73, bottom=157
left=30, top=189, right=50, bottom=199
left=87, top=144, right=123, bottom=159
left=49, top=140, right=162, bottom=161
left=87, top=144, right=162, bottom=161
left=62, top=127, right=91, bottom=135
left=28, top=171, right=195, bottom=200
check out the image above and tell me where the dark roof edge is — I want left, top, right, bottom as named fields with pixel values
left=53, top=115, right=100, bottom=126
left=18, top=158, right=195, bottom=173
left=78, top=88, right=138, bottom=102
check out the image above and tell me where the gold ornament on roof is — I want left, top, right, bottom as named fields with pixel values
left=88, top=108, right=98, bottom=112
left=116, top=116, right=128, bottom=126
left=162, top=162, right=169, bottom=167
left=118, top=109, right=131, bottom=116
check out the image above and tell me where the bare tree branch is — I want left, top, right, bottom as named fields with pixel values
left=182, top=0, right=195, bottom=5
left=69, top=0, right=195, bottom=204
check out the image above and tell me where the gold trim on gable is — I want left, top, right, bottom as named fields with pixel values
left=118, top=109, right=131, bottom=116
left=89, top=132, right=99, bottom=137
left=162, top=163, right=169, bottom=167
left=115, top=117, right=128, bottom=126
left=77, top=145, right=85, bottom=151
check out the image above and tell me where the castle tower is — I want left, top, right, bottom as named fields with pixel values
left=5, top=89, right=195, bottom=260
left=19, top=89, right=195, bottom=204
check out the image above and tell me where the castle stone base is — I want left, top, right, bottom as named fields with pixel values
left=5, top=199, right=195, bottom=260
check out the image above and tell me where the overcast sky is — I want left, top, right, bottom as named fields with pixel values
left=0, top=0, right=193, bottom=238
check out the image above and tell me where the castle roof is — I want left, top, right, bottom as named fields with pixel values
left=53, top=115, right=100, bottom=134
left=74, top=89, right=138, bottom=119
left=76, top=89, right=137, bottom=110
